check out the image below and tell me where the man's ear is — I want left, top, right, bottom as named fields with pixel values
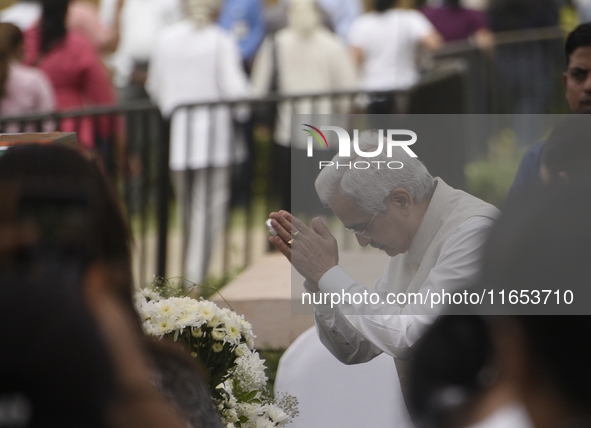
left=389, top=188, right=412, bottom=209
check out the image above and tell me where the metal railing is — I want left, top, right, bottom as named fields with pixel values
left=0, top=77, right=461, bottom=286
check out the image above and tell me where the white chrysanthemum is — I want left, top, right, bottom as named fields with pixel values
left=211, top=329, right=225, bottom=341
left=175, top=309, right=198, bottom=327
left=153, top=317, right=175, bottom=334
left=222, top=408, right=239, bottom=423
left=218, top=389, right=237, bottom=409
left=140, top=301, right=162, bottom=320
left=136, top=284, right=296, bottom=428
left=140, top=288, right=162, bottom=301
left=155, top=300, right=177, bottom=317
left=182, top=302, right=200, bottom=317
left=239, top=318, right=253, bottom=335
left=234, top=351, right=268, bottom=391
left=142, top=321, right=160, bottom=336
left=251, top=416, right=274, bottom=428
left=224, top=320, right=241, bottom=344
left=219, top=307, right=233, bottom=320
left=135, top=301, right=151, bottom=321
left=134, top=292, right=147, bottom=305
left=237, top=402, right=262, bottom=421
left=234, top=343, right=249, bottom=357
left=209, top=313, right=227, bottom=328
left=265, top=405, right=289, bottom=425
left=198, top=301, right=218, bottom=323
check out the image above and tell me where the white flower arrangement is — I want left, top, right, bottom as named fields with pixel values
left=134, top=278, right=298, bottom=428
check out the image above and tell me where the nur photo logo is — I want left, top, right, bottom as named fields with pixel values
left=302, top=124, right=418, bottom=170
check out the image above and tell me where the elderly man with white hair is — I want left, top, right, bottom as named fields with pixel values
left=269, top=131, right=499, bottom=382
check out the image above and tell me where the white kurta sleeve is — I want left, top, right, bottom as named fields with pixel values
left=312, top=216, right=495, bottom=362
left=313, top=270, right=389, bottom=365
left=250, top=36, right=274, bottom=97
left=218, top=34, right=250, bottom=100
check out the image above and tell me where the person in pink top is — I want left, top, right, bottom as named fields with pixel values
left=23, top=0, right=117, bottom=149
left=67, top=0, right=122, bottom=54
left=0, top=22, right=55, bottom=132
left=1, top=0, right=123, bottom=54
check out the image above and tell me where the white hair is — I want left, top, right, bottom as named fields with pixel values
left=315, top=130, right=435, bottom=214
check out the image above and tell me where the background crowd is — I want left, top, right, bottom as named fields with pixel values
left=2, top=0, right=591, bottom=428
left=0, top=0, right=584, bottom=121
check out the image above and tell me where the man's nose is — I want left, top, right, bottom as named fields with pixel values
left=356, top=235, right=371, bottom=246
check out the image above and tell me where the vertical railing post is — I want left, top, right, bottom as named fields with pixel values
left=156, top=111, right=169, bottom=278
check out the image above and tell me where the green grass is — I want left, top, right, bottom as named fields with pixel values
left=257, top=348, right=287, bottom=397
left=465, top=128, right=526, bottom=208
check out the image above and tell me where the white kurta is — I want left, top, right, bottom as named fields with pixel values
left=311, top=179, right=500, bottom=363
left=146, top=21, right=250, bottom=170
left=251, top=27, right=357, bottom=147
left=146, top=21, right=249, bottom=284
left=348, top=9, right=435, bottom=91
left=108, top=0, right=182, bottom=87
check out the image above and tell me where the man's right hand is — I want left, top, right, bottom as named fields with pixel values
left=269, top=211, right=339, bottom=289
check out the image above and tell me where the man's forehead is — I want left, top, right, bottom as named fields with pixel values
left=568, top=45, right=591, bottom=68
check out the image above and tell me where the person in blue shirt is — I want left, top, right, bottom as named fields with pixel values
left=317, top=0, right=362, bottom=40
left=217, top=0, right=265, bottom=69
left=507, top=23, right=591, bottom=202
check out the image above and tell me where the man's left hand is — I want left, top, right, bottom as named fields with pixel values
left=269, top=210, right=338, bottom=290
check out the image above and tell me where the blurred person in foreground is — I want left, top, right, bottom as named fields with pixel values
left=0, top=208, right=115, bottom=427
left=508, top=23, right=591, bottom=201
left=0, top=251, right=191, bottom=428
left=473, top=181, right=591, bottom=428
left=539, top=113, right=591, bottom=185
left=0, top=22, right=54, bottom=131
left=146, top=0, right=250, bottom=285
left=0, top=143, right=223, bottom=428
left=268, top=131, right=499, bottom=388
left=406, top=118, right=591, bottom=428
left=347, top=0, right=443, bottom=113
left=22, top=0, right=118, bottom=152
left=0, top=144, right=187, bottom=428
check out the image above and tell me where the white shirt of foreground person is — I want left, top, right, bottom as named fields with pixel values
left=310, top=178, right=499, bottom=364
left=107, top=0, right=182, bottom=87
left=251, top=0, right=357, bottom=147
left=146, top=22, right=250, bottom=170
left=348, top=8, right=436, bottom=90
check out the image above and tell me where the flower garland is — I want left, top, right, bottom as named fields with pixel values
left=134, top=279, right=298, bottom=428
